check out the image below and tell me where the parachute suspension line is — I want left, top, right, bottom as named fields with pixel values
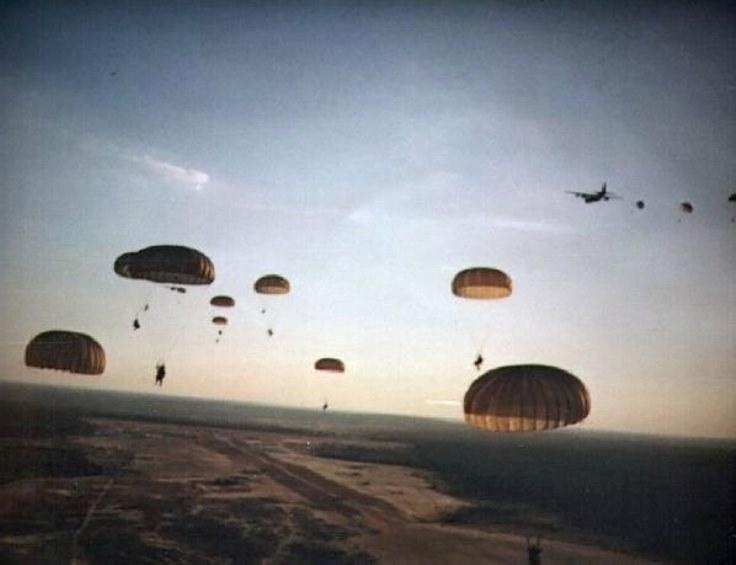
left=475, top=313, right=496, bottom=357
left=310, top=389, right=333, bottom=432
left=473, top=312, right=513, bottom=365
left=160, top=291, right=200, bottom=362
left=137, top=284, right=194, bottom=366
left=455, top=301, right=508, bottom=359
left=454, top=307, right=494, bottom=360
left=138, top=284, right=176, bottom=365
left=132, top=291, right=161, bottom=368
left=258, top=295, right=280, bottom=337
left=132, top=289, right=152, bottom=329
left=142, top=288, right=152, bottom=314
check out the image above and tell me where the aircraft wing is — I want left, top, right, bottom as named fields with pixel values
left=565, top=191, right=590, bottom=197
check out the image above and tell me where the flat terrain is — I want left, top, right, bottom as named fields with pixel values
left=0, top=416, right=658, bottom=564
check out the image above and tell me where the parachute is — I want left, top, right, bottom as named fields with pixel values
left=210, top=297, right=234, bottom=342
left=635, top=200, right=645, bottom=210
left=25, top=331, right=105, bottom=375
left=452, top=268, right=512, bottom=299
left=254, top=275, right=290, bottom=336
left=452, top=267, right=512, bottom=362
left=254, top=275, right=290, bottom=295
left=114, top=245, right=215, bottom=285
left=314, top=358, right=345, bottom=373
left=114, top=245, right=213, bottom=357
left=314, top=358, right=345, bottom=411
left=464, top=364, right=590, bottom=432
left=678, top=202, right=694, bottom=223
left=729, top=193, right=736, bottom=203
left=210, top=295, right=235, bottom=307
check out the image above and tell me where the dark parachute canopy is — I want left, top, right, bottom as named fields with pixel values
left=314, top=358, right=345, bottom=373
left=452, top=268, right=512, bottom=299
left=114, top=245, right=215, bottom=285
left=680, top=202, right=694, bottom=214
left=254, top=274, right=290, bottom=295
left=254, top=275, right=289, bottom=337
left=25, top=330, right=105, bottom=375
left=635, top=200, right=645, bottom=210
left=212, top=316, right=228, bottom=326
left=728, top=193, right=736, bottom=202
left=210, top=295, right=235, bottom=307
left=464, top=364, right=590, bottom=432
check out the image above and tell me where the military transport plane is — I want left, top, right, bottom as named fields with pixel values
left=566, top=182, right=622, bottom=204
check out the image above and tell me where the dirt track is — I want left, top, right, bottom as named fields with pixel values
left=212, top=433, right=405, bottom=526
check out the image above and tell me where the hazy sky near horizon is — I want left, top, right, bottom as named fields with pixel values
left=1, top=1, right=734, bottom=438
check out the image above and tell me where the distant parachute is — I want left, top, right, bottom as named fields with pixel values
left=254, top=275, right=290, bottom=295
left=25, top=331, right=105, bottom=375
left=114, top=245, right=215, bottom=285
left=728, top=193, right=736, bottom=203
left=635, top=200, right=645, bottom=210
left=210, top=298, right=233, bottom=342
left=680, top=202, right=694, bottom=214
left=210, top=295, right=235, bottom=307
left=464, top=364, right=590, bottom=432
left=452, top=267, right=512, bottom=363
left=254, top=275, right=290, bottom=337
left=314, top=358, right=345, bottom=373
left=452, top=268, right=512, bottom=299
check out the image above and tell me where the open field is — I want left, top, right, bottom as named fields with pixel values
left=1, top=418, right=656, bottom=564
left=0, top=383, right=733, bottom=563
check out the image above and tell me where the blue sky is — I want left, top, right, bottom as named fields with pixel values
left=1, top=1, right=734, bottom=437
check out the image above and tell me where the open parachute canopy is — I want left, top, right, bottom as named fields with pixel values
left=114, top=245, right=215, bottom=285
left=452, top=267, right=512, bottom=299
left=254, top=274, right=290, bottom=295
left=464, top=364, right=590, bottom=432
left=25, top=330, right=105, bottom=375
left=212, top=316, right=228, bottom=326
left=314, top=358, right=345, bottom=373
left=210, top=295, right=235, bottom=307
left=680, top=202, right=694, bottom=214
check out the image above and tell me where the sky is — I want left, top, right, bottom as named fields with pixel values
left=1, top=1, right=734, bottom=438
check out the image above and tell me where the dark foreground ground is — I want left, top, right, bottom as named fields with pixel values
left=0, top=382, right=734, bottom=564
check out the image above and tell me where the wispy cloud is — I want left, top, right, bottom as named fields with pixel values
left=487, top=216, right=577, bottom=234
left=348, top=208, right=576, bottom=235
left=135, top=155, right=210, bottom=191
left=343, top=168, right=576, bottom=235
left=425, top=399, right=462, bottom=407
left=77, top=137, right=210, bottom=192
